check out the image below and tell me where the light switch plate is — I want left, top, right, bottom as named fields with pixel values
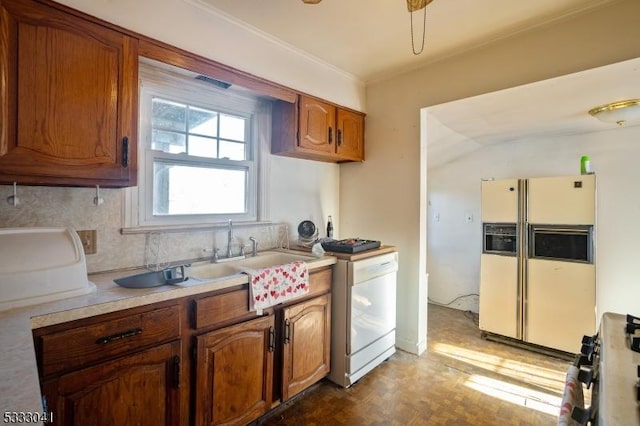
left=77, top=230, right=97, bottom=255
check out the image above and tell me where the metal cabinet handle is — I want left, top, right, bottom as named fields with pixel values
left=95, top=327, right=142, bottom=345
left=268, top=327, right=275, bottom=352
left=172, top=355, right=181, bottom=389
left=284, top=319, right=291, bottom=344
left=337, top=129, right=342, bottom=146
left=122, top=136, right=129, bottom=167
left=328, top=127, right=333, bottom=144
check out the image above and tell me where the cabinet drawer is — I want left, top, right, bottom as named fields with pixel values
left=39, top=305, right=181, bottom=377
left=193, top=268, right=332, bottom=330
left=194, top=288, right=254, bottom=330
left=308, top=267, right=332, bottom=297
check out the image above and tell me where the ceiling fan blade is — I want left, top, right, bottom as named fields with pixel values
left=407, top=0, right=434, bottom=12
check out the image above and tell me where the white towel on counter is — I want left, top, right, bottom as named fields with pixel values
left=243, top=261, right=309, bottom=315
left=557, top=365, right=585, bottom=426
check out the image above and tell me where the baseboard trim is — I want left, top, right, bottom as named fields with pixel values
left=395, top=336, right=426, bottom=355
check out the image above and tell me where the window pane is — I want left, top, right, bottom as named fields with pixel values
left=219, top=140, right=246, bottom=161
left=152, top=98, right=186, bottom=132
left=220, top=114, right=246, bottom=141
left=152, top=130, right=186, bottom=154
left=189, top=107, right=217, bottom=137
left=189, top=135, right=218, bottom=158
left=153, top=162, right=247, bottom=215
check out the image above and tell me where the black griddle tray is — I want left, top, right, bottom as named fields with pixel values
left=321, top=239, right=381, bottom=254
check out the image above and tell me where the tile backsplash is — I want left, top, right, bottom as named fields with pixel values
left=0, top=185, right=285, bottom=274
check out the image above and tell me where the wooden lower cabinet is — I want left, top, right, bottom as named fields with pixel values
left=193, top=274, right=332, bottom=425
left=194, top=315, right=275, bottom=426
left=281, top=293, right=331, bottom=401
left=35, top=267, right=333, bottom=426
left=41, top=340, right=181, bottom=426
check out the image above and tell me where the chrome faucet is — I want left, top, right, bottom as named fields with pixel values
left=226, top=220, right=233, bottom=258
left=249, top=236, right=258, bottom=257
left=208, top=220, right=247, bottom=263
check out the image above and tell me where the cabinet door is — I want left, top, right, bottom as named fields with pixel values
left=526, top=259, right=595, bottom=352
left=195, top=315, right=275, bottom=426
left=481, top=178, right=519, bottom=223
left=298, top=96, right=336, bottom=154
left=528, top=175, right=595, bottom=225
left=336, top=108, right=364, bottom=161
left=479, top=254, right=520, bottom=339
left=0, top=0, right=138, bottom=187
left=281, top=293, right=331, bottom=401
left=42, top=341, right=181, bottom=426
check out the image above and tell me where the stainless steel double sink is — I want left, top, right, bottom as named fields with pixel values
left=114, top=250, right=318, bottom=288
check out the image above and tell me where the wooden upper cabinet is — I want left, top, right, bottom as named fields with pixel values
left=272, top=95, right=365, bottom=163
left=299, top=96, right=336, bottom=154
left=0, top=0, right=138, bottom=187
left=336, top=107, right=364, bottom=161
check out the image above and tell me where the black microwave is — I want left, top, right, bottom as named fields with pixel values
left=528, top=224, right=593, bottom=264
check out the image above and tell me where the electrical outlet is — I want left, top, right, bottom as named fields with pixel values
left=77, top=230, right=97, bottom=255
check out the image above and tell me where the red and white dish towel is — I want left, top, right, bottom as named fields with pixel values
left=557, top=365, right=584, bottom=426
left=244, top=261, right=309, bottom=315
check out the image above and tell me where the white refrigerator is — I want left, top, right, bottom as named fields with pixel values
left=479, top=174, right=596, bottom=353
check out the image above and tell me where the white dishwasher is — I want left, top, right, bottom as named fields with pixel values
left=328, top=250, right=398, bottom=387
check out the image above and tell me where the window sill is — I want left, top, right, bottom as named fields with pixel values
left=120, top=220, right=274, bottom=235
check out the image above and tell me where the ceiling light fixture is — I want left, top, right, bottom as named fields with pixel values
left=588, top=99, right=640, bottom=126
left=301, top=0, right=322, bottom=4
left=408, top=0, right=434, bottom=55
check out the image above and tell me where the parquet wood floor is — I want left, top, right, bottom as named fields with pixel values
left=258, top=303, right=576, bottom=426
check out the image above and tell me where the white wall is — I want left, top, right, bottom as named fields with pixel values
left=427, top=124, right=640, bottom=318
left=341, top=0, right=640, bottom=355
left=270, top=156, right=340, bottom=239
left=427, top=159, right=481, bottom=311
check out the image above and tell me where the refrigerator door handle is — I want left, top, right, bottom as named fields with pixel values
left=518, top=179, right=529, bottom=341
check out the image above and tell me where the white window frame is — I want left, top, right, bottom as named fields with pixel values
left=122, top=59, right=271, bottom=232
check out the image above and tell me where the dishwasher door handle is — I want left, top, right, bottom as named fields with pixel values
left=352, top=270, right=398, bottom=286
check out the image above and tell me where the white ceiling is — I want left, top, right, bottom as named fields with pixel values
left=197, top=0, right=616, bottom=83
left=426, top=57, right=640, bottom=167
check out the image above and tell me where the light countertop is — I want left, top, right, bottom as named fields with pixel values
left=293, top=245, right=397, bottom=261
left=598, top=312, right=640, bottom=425
left=0, top=251, right=335, bottom=416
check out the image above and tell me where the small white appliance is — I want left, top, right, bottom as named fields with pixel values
left=0, top=227, right=95, bottom=311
